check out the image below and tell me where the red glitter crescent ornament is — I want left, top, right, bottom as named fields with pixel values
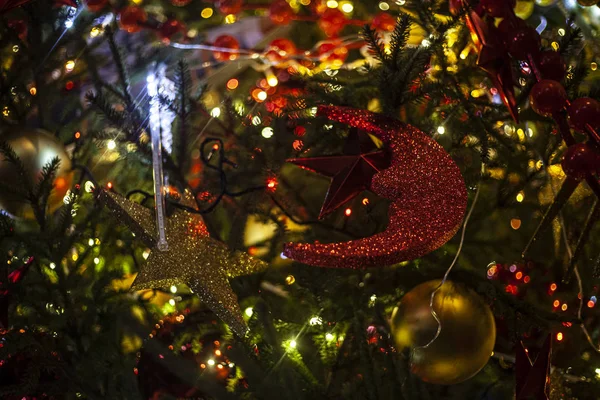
left=283, top=106, right=467, bottom=268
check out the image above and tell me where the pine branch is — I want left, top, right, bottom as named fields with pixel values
left=105, top=26, right=133, bottom=108
left=86, top=91, right=127, bottom=128
left=389, top=14, right=412, bottom=68
left=362, top=24, right=388, bottom=66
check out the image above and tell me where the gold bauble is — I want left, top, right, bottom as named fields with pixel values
left=535, top=0, right=558, bottom=6
left=0, top=129, right=72, bottom=218
left=515, top=0, right=535, bottom=19
left=391, top=280, right=496, bottom=385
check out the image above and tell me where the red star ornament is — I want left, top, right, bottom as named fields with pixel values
left=464, top=7, right=519, bottom=122
left=516, top=335, right=551, bottom=400
left=287, top=129, right=390, bottom=219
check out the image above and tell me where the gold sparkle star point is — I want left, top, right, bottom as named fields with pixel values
left=98, top=189, right=268, bottom=337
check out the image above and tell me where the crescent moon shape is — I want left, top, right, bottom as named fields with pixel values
left=283, top=106, right=467, bottom=268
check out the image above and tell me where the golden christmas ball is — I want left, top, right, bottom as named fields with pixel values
left=0, top=129, right=72, bottom=219
left=576, top=0, right=598, bottom=6
left=391, top=280, right=496, bottom=385
left=535, top=0, right=558, bottom=6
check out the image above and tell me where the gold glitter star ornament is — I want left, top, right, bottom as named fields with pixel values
left=97, top=188, right=268, bottom=337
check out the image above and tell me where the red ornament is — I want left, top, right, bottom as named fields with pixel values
left=216, top=0, right=243, bottom=14
left=7, top=19, right=27, bottom=41
left=266, top=38, right=297, bottom=62
left=568, top=97, right=600, bottom=132
left=561, top=143, right=600, bottom=180
left=288, top=129, right=391, bottom=219
left=269, top=0, right=294, bottom=25
left=283, top=106, right=467, bottom=268
left=529, top=80, right=568, bottom=117
left=158, top=19, right=186, bottom=43
left=118, top=6, right=147, bottom=34
left=508, top=26, right=541, bottom=60
left=317, top=41, right=348, bottom=64
left=84, top=0, right=107, bottom=12
left=516, top=336, right=551, bottom=400
left=170, top=0, right=191, bottom=6
left=372, top=12, right=396, bottom=31
left=213, top=35, right=240, bottom=61
left=480, top=0, right=516, bottom=17
left=538, top=51, right=566, bottom=82
left=318, top=8, right=347, bottom=37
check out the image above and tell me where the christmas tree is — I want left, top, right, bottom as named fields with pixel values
left=1, top=0, right=600, bottom=398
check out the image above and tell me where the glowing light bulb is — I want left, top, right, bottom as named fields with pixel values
left=88, top=238, right=95, bottom=246
left=325, top=333, right=334, bottom=341
left=93, top=257, right=100, bottom=265
left=245, top=307, right=254, bottom=317
left=170, top=285, right=178, bottom=294
left=207, top=359, right=215, bottom=366
left=257, top=91, right=267, bottom=101
left=267, top=76, right=278, bottom=87
left=289, top=340, right=297, bottom=348
left=107, top=140, right=116, bottom=150
left=65, top=60, right=75, bottom=72
left=49, top=263, right=56, bottom=270
left=437, top=126, right=445, bottom=135
left=201, top=8, right=213, bottom=18
left=169, top=299, right=176, bottom=306
left=262, top=127, right=274, bottom=138
left=309, top=316, right=323, bottom=326
left=210, top=107, right=221, bottom=118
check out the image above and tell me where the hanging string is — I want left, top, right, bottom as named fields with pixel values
left=415, top=163, right=484, bottom=351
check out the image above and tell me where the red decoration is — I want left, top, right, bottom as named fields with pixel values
left=516, top=335, right=551, bottom=400
left=213, top=35, right=240, bottom=61
left=372, top=12, right=396, bottom=31
left=463, top=6, right=519, bottom=122
left=568, top=97, right=600, bottom=132
left=480, top=0, right=516, bottom=17
left=7, top=19, right=27, bottom=41
left=507, top=26, right=541, bottom=60
left=269, top=0, right=294, bottom=25
left=170, top=0, right=191, bottom=6
left=118, top=6, right=147, bottom=34
left=538, top=51, right=566, bottom=82
left=266, top=38, right=297, bottom=62
left=561, top=143, right=600, bottom=180
left=529, top=80, right=568, bottom=117
left=216, top=0, right=243, bottom=14
left=288, top=129, right=390, bottom=219
left=0, top=257, right=33, bottom=329
left=318, top=8, right=347, bottom=37
left=283, top=106, right=467, bottom=268
left=317, top=41, right=348, bottom=64
left=84, top=0, right=107, bottom=12
left=158, top=19, right=186, bottom=43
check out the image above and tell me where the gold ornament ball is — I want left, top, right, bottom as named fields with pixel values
left=514, top=0, right=535, bottom=19
left=577, top=0, right=598, bottom=5
left=535, top=0, right=558, bottom=6
left=391, top=280, right=496, bottom=385
left=0, top=129, right=72, bottom=218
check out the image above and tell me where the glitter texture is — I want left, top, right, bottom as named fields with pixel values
left=98, top=189, right=268, bottom=337
left=287, top=129, right=390, bottom=219
left=283, top=106, right=467, bottom=268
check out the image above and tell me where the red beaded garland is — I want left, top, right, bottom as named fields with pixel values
left=562, top=143, right=600, bottom=179
left=158, top=19, right=186, bottom=43
left=213, top=35, right=240, bottom=61
left=480, top=0, right=516, bottom=17
left=538, top=51, right=566, bottom=82
left=529, top=79, right=568, bottom=117
left=118, top=6, right=147, bottom=34
left=568, top=97, right=600, bottom=132
left=84, top=0, right=107, bottom=12
left=269, top=0, right=294, bottom=25
left=318, top=8, right=347, bottom=37
left=266, top=38, right=297, bottom=62
left=216, top=0, right=243, bottom=15
left=372, top=12, right=396, bottom=32
left=317, top=41, right=348, bottom=64
left=508, top=26, right=541, bottom=60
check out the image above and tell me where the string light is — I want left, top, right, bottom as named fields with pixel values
left=245, top=307, right=254, bottom=317
left=65, top=60, right=75, bottom=72
left=289, top=340, right=297, bottom=349
left=201, top=8, right=213, bottom=18
left=309, top=316, right=323, bottom=326
left=168, top=299, right=175, bottom=306
left=556, top=332, right=563, bottom=341
left=345, top=208, right=352, bottom=216
left=49, top=263, right=56, bottom=270
left=285, top=275, right=295, bottom=285
left=210, top=107, right=221, bottom=118
left=261, top=127, right=274, bottom=138
left=170, top=285, right=177, bottom=294
left=93, top=257, right=100, bottom=265
left=107, top=140, right=116, bottom=150
left=516, top=192, right=524, bottom=202
left=436, top=126, right=445, bottom=135
left=378, top=1, right=389, bottom=10
left=257, top=91, right=268, bottom=101
left=325, top=333, right=334, bottom=341
left=207, top=359, right=215, bottom=366
left=88, top=238, right=95, bottom=246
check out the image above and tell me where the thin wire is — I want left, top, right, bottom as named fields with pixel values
left=416, top=163, right=484, bottom=351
